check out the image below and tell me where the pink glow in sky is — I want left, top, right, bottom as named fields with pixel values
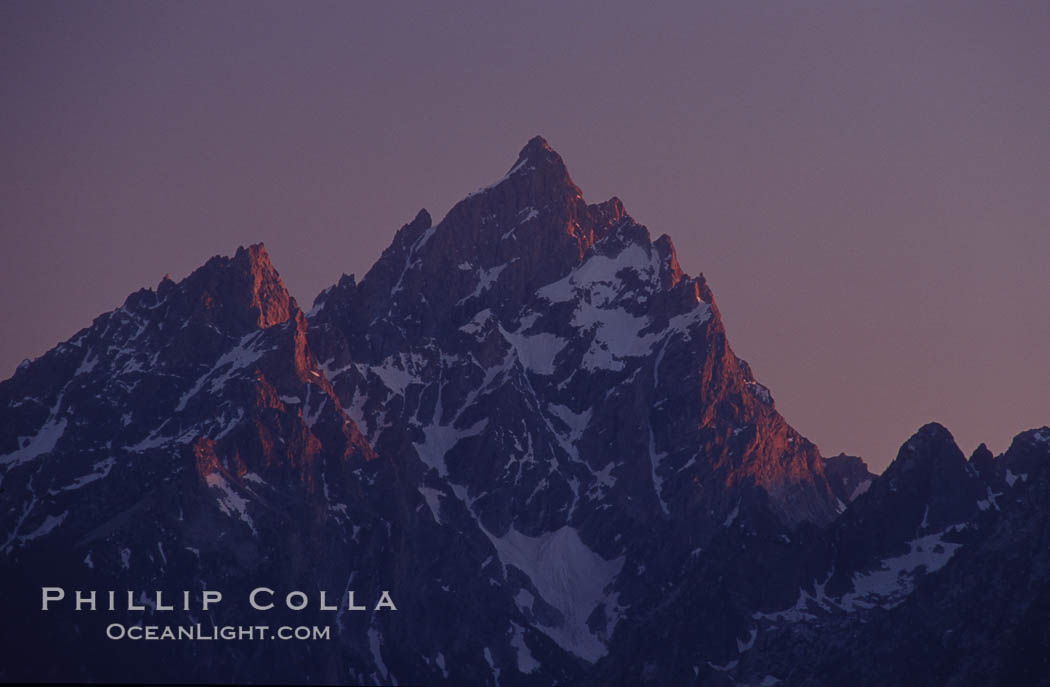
left=2, top=1, right=1047, bottom=472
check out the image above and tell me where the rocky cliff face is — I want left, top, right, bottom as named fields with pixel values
left=823, top=453, right=875, bottom=507
left=0, top=244, right=403, bottom=682
left=1, top=138, right=1045, bottom=686
left=712, top=425, right=1050, bottom=687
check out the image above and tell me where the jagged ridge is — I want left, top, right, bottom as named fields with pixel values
left=1, top=138, right=1046, bottom=686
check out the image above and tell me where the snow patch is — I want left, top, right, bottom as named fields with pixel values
left=51, top=457, right=116, bottom=493
left=839, top=529, right=962, bottom=610
left=18, top=512, right=67, bottom=544
left=369, top=353, right=426, bottom=399
left=418, top=486, right=445, bottom=523
left=204, top=473, right=257, bottom=535
left=850, top=479, right=872, bottom=500
left=510, top=622, right=540, bottom=673
left=514, top=588, right=535, bottom=614
left=368, top=628, right=389, bottom=682
left=457, top=263, right=508, bottom=305
left=501, top=324, right=568, bottom=376
left=75, top=354, right=98, bottom=375
left=483, top=646, right=500, bottom=685
left=649, top=427, right=670, bottom=515
left=1005, top=469, right=1027, bottom=487
left=414, top=418, right=488, bottom=477
left=1, top=417, right=68, bottom=468
left=176, top=331, right=267, bottom=412
left=737, top=627, right=757, bottom=653
left=468, top=157, right=532, bottom=197
left=518, top=206, right=540, bottom=223
left=548, top=403, right=591, bottom=450
left=534, top=241, right=711, bottom=372
left=723, top=503, right=740, bottom=527
left=483, top=525, right=623, bottom=662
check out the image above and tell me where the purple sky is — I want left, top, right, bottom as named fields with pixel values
left=2, top=1, right=1047, bottom=472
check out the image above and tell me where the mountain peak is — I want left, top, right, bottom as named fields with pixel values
left=823, top=453, right=875, bottom=504
left=1003, top=427, right=1050, bottom=478
left=410, top=207, right=432, bottom=230
left=862, top=421, right=983, bottom=530
left=140, top=243, right=296, bottom=334
left=233, top=241, right=271, bottom=267
left=228, top=243, right=294, bottom=328
left=969, top=442, right=998, bottom=482
left=893, top=422, right=964, bottom=472
left=516, top=134, right=558, bottom=164
left=489, top=134, right=578, bottom=197
left=915, top=421, right=953, bottom=440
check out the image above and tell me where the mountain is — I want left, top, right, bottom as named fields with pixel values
left=715, top=425, right=1050, bottom=687
left=1, top=137, right=1047, bottom=685
left=589, top=423, right=1050, bottom=686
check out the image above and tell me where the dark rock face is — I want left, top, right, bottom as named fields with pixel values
left=828, top=423, right=985, bottom=580
left=0, top=244, right=401, bottom=683
left=1, top=138, right=1046, bottom=685
left=743, top=426, right=1050, bottom=687
left=822, top=453, right=875, bottom=507
left=615, top=424, right=1050, bottom=687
